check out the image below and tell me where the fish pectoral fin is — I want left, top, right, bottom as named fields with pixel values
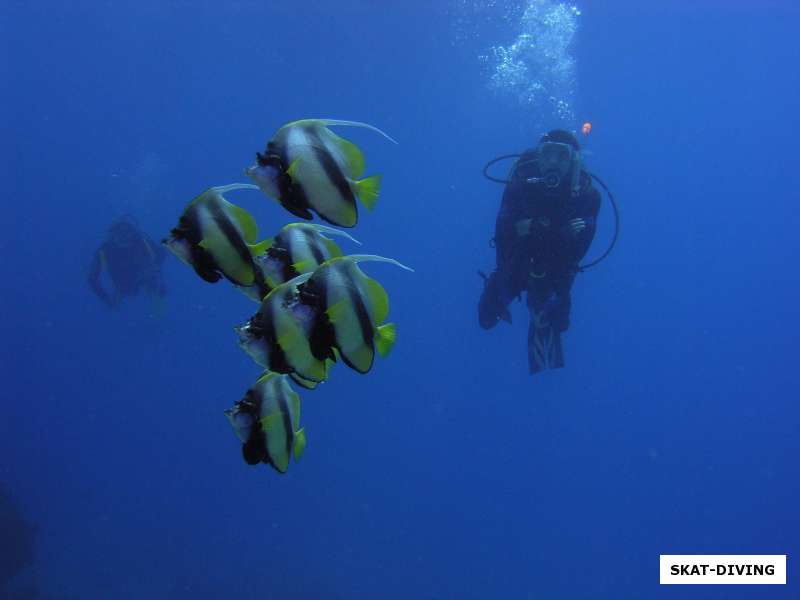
left=248, top=238, right=272, bottom=256
left=259, top=413, right=282, bottom=432
left=325, top=300, right=347, bottom=324
left=293, top=428, right=306, bottom=460
left=353, top=175, right=381, bottom=211
left=286, top=157, right=304, bottom=181
left=291, top=259, right=315, bottom=273
left=375, top=322, right=397, bottom=358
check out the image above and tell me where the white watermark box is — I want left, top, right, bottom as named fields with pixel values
left=660, top=555, right=786, bottom=585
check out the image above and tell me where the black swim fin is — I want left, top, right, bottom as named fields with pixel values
left=528, top=309, right=565, bottom=374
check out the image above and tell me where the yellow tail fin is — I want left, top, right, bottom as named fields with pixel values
left=354, top=174, right=381, bottom=211
left=375, top=322, right=396, bottom=358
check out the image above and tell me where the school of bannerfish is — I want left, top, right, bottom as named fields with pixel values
left=163, top=119, right=412, bottom=474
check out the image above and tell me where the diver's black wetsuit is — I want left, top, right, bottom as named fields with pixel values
left=479, top=147, right=600, bottom=373
left=88, top=220, right=167, bottom=308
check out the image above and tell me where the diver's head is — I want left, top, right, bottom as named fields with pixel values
left=537, top=129, right=581, bottom=190
left=108, top=217, right=141, bottom=246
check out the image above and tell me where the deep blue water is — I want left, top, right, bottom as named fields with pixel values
left=2, top=1, right=798, bottom=598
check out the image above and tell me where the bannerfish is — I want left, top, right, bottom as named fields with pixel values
left=224, top=372, right=306, bottom=474
left=235, top=273, right=332, bottom=389
left=162, top=184, right=270, bottom=295
left=299, top=255, right=413, bottom=374
left=254, top=222, right=362, bottom=293
left=244, top=119, right=397, bottom=228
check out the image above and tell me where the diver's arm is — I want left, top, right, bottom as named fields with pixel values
left=494, top=181, right=537, bottom=269
left=87, top=247, right=116, bottom=307
left=562, top=186, right=601, bottom=264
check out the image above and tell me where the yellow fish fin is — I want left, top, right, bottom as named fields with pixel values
left=227, top=203, right=259, bottom=243
left=293, top=428, right=306, bottom=460
left=354, top=174, right=381, bottom=211
left=325, top=300, right=348, bottom=324
left=365, top=277, right=390, bottom=324
left=375, top=322, right=397, bottom=358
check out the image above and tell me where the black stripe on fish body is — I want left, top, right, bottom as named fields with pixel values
left=207, top=200, right=257, bottom=285
left=238, top=391, right=266, bottom=465
left=254, top=276, right=269, bottom=300
left=266, top=246, right=297, bottom=282
left=272, top=147, right=314, bottom=220
left=306, top=134, right=358, bottom=224
left=177, top=212, right=221, bottom=283
left=309, top=317, right=337, bottom=363
left=301, top=228, right=326, bottom=265
left=298, top=276, right=337, bottom=362
left=242, top=434, right=266, bottom=465
left=259, top=304, right=293, bottom=375
left=276, top=392, right=294, bottom=466
left=339, top=275, right=376, bottom=373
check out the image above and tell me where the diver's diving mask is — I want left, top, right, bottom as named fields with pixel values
left=528, top=141, right=581, bottom=194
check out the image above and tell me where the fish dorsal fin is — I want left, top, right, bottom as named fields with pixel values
left=364, top=277, right=390, bottom=324
left=345, top=254, right=415, bottom=272
left=323, top=238, right=343, bottom=258
left=325, top=130, right=365, bottom=178
left=302, top=224, right=362, bottom=246
left=213, top=183, right=260, bottom=195
left=315, top=119, right=399, bottom=145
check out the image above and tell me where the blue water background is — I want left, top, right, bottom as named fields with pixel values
left=2, top=1, right=798, bottom=598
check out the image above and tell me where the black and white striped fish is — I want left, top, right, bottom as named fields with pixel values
left=162, top=184, right=269, bottom=295
left=225, top=372, right=306, bottom=474
left=253, top=222, right=361, bottom=294
left=245, top=119, right=397, bottom=228
left=299, top=255, right=413, bottom=374
left=235, top=273, right=332, bottom=390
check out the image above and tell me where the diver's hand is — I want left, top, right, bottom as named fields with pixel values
left=516, top=217, right=551, bottom=237
left=566, top=217, right=586, bottom=236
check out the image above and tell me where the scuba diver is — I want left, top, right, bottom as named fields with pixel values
left=88, top=215, right=167, bottom=309
left=479, top=129, right=617, bottom=374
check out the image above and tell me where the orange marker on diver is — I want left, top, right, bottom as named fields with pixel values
left=582, top=121, right=592, bottom=136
